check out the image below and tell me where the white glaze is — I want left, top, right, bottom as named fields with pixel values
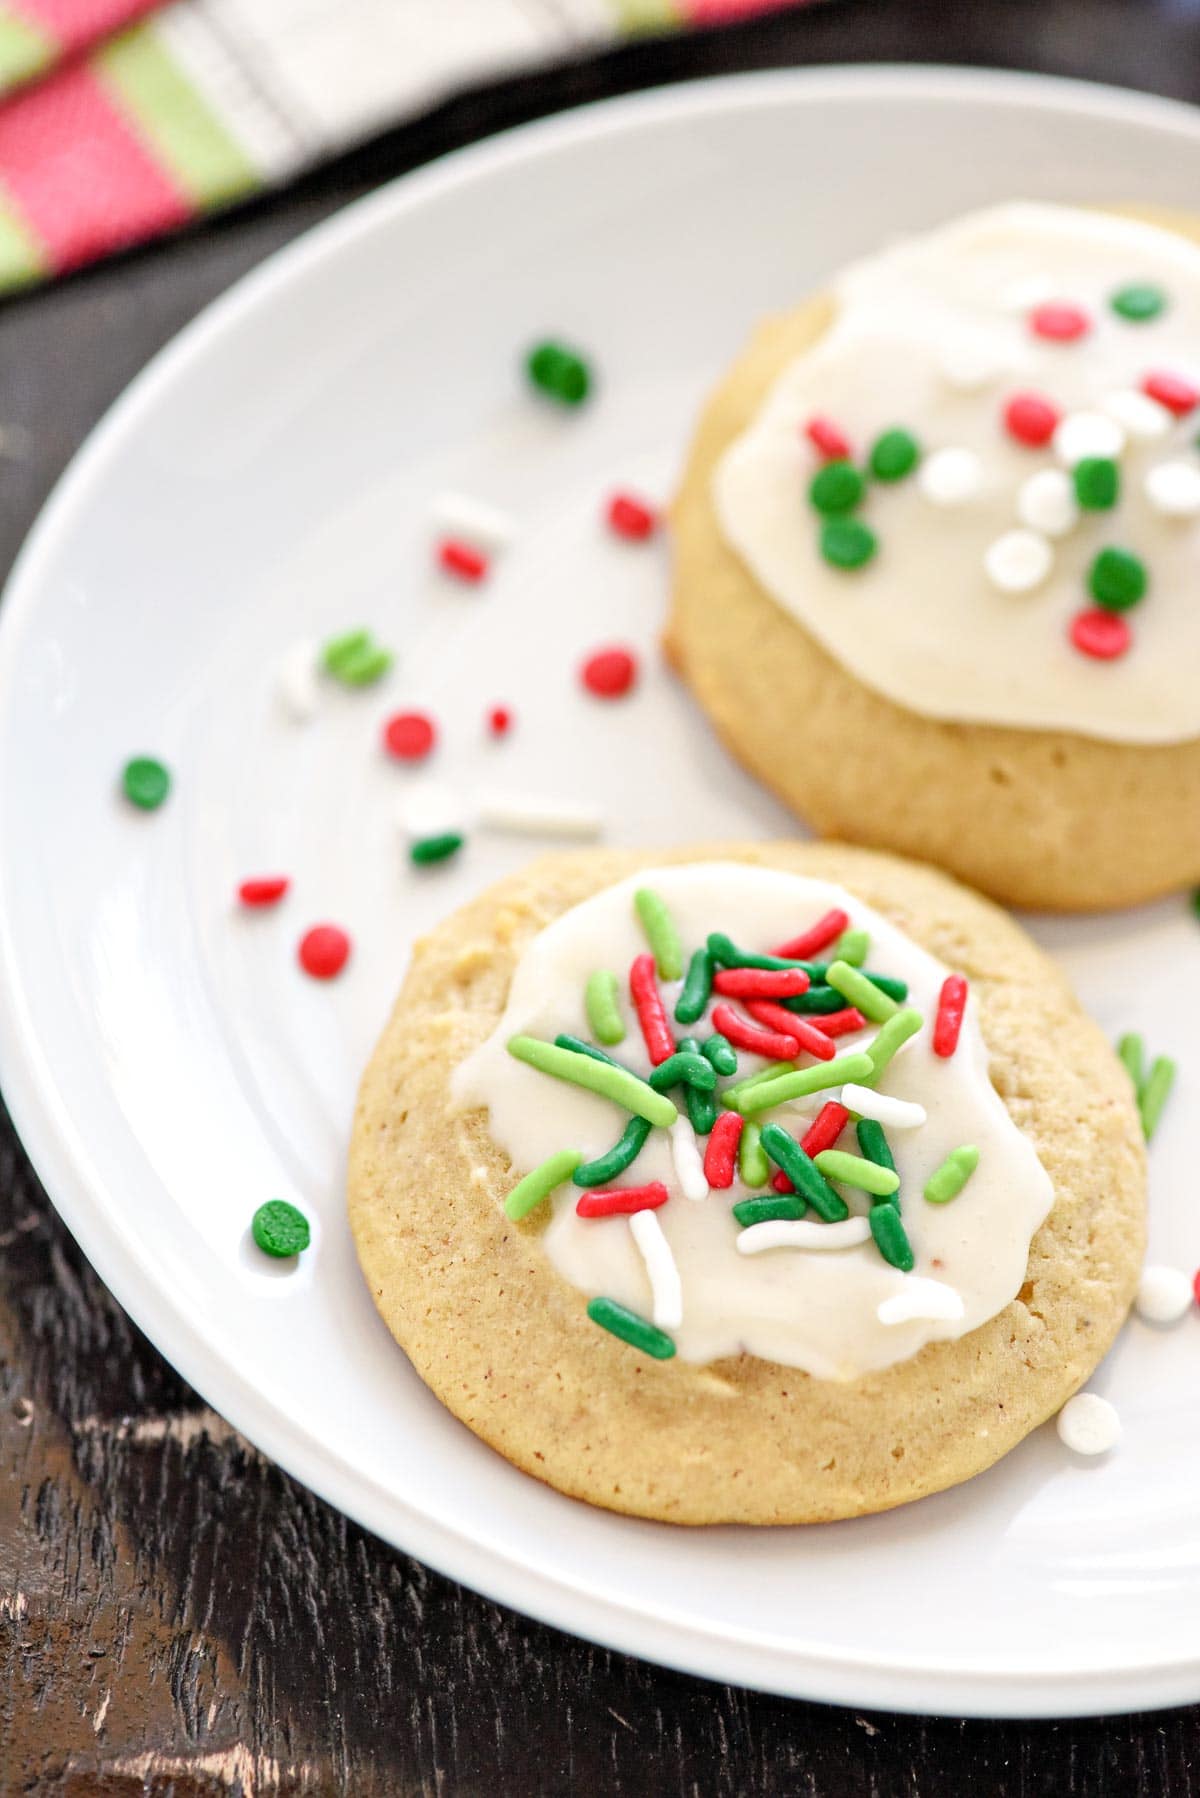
left=713, top=203, right=1200, bottom=744
left=454, top=865, right=1054, bottom=1379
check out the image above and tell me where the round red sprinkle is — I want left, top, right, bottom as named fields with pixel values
left=1070, top=608, right=1131, bottom=661
left=238, top=876, right=290, bottom=908
left=487, top=705, right=512, bottom=737
left=581, top=646, right=638, bottom=699
left=438, top=538, right=488, bottom=582
left=1003, top=391, right=1060, bottom=447
left=1030, top=302, right=1091, bottom=342
left=1192, top=1267, right=1200, bottom=1309
left=298, top=924, right=351, bottom=980
left=805, top=416, right=852, bottom=460
left=383, top=711, right=436, bottom=761
left=607, top=492, right=657, bottom=540
left=1141, top=369, right=1200, bottom=416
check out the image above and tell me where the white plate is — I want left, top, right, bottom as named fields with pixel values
left=0, top=66, right=1196, bottom=1719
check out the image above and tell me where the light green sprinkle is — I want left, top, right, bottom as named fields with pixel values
left=322, top=628, right=393, bottom=686
left=585, top=970, right=625, bottom=1045
left=924, top=1145, right=980, bottom=1204
left=1117, top=1032, right=1145, bottom=1094
left=1140, top=1056, right=1176, bottom=1142
left=634, top=887, right=683, bottom=980
left=814, top=1149, right=900, bottom=1198
left=507, top=1035, right=677, bottom=1127
left=721, top=1059, right=798, bottom=1107
left=322, top=628, right=370, bottom=672
left=729, top=1052, right=875, bottom=1117
left=504, top=1149, right=583, bottom=1221
left=863, top=1009, right=924, bottom=1083
left=833, top=928, right=869, bottom=967
left=825, top=958, right=898, bottom=1023
left=738, top=1120, right=770, bottom=1188
left=587, top=1296, right=675, bottom=1358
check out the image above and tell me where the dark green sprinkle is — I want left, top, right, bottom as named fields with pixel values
left=1111, top=283, right=1166, bottom=322
left=527, top=340, right=591, bottom=406
left=780, top=984, right=846, bottom=1015
left=1074, top=457, right=1120, bottom=511
left=869, top=428, right=920, bottom=482
left=732, top=1194, right=806, bottom=1227
left=820, top=517, right=877, bottom=570
left=706, top=933, right=808, bottom=973
left=573, top=1116, right=652, bottom=1188
left=554, top=1033, right=627, bottom=1070
left=701, top=1033, right=738, bottom=1076
left=809, top=459, right=865, bottom=515
left=649, top=1051, right=716, bottom=1094
left=674, top=948, right=714, bottom=1025
left=759, top=1124, right=849, bottom=1222
left=1192, top=886, right=1200, bottom=922
left=410, top=832, right=463, bottom=866
left=856, top=1118, right=898, bottom=1199
left=587, top=1296, right=675, bottom=1358
left=862, top=971, right=909, bottom=1003
left=869, top=1203, right=914, bottom=1272
left=121, top=756, right=170, bottom=811
left=251, top=1199, right=311, bottom=1259
left=684, top=1080, right=719, bottom=1138
left=1088, top=547, right=1147, bottom=611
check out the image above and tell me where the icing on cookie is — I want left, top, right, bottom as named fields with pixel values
left=454, top=864, right=1053, bottom=1379
left=712, top=203, right=1200, bottom=744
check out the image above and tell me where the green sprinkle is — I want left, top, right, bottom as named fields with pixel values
left=722, top=1059, right=798, bottom=1104
left=809, top=459, right=865, bottom=515
left=924, top=1145, right=980, bottom=1204
left=634, top=887, right=683, bottom=981
left=869, top=428, right=920, bottom=482
left=706, top=933, right=808, bottom=973
left=675, top=948, right=714, bottom=1025
left=1140, top=1056, right=1176, bottom=1142
left=251, top=1199, right=311, bottom=1258
left=410, top=832, right=464, bottom=865
left=322, top=628, right=393, bottom=685
left=1117, top=1032, right=1145, bottom=1095
left=338, top=646, right=392, bottom=685
left=684, top=1080, right=719, bottom=1138
left=825, top=959, right=898, bottom=1023
left=814, top=1149, right=900, bottom=1198
left=738, top=1120, right=770, bottom=1188
left=1088, top=547, right=1146, bottom=611
left=780, top=984, right=845, bottom=1015
left=833, top=928, right=869, bottom=967
left=861, top=972, right=909, bottom=1003
left=856, top=1118, right=898, bottom=1201
left=869, top=1204, right=914, bottom=1272
left=700, top=1033, right=738, bottom=1076
left=505, top=1148, right=583, bottom=1220
left=121, top=755, right=170, bottom=811
left=1074, top=457, right=1120, bottom=511
left=587, top=1296, right=675, bottom=1358
left=820, top=517, right=877, bottom=570
left=584, top=970, right=625, bottom=1045
left=649, top=1050, right=716, bottom=1094
left=527, top=340, right=591, bottom=406
left=863, top=1009, right=924, bottom=1083
left=732, top=1194, right=806, bottom=1227
left=1111, top=283, right=1166, bottom=322
left=573, top=1118, right=651, bottom=1188
left=507, top=1035, right=677, bottom=1127
left=322, top=628, right=369, bottom=673
left=554, top=1032, right=625, bottom=1068
left=759, top=1124, right=848, bottom=1221
left=1191, top=887, right=1200, bottom=923
left=730, top=1052, right=875, bottom=1117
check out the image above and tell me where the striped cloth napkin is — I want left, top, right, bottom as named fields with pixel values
left=0, top=0, right=800, bottom=294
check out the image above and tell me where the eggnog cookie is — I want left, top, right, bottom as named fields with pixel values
left=667, top=204, right=1200, bottom=911
left=348, top=843, right=1145, bottom=1525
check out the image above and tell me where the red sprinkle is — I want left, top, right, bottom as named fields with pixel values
left=711, top=1001, right=798, bottom=1061
left=745, top=1002, right=836, bottom=1062
left=1142, top=369, right=1200, bottom=416
left=576, top=1182, right=669, bottom=1218
left=770, top=1171, right=794, bottom=1194
left=803, top=1102, right=851, bottom=1158
left=438, top=538, right=488, bottom=582
left=1003, top=391, right=1060, bottom=447
left=629, top=953, right=674, bottom=1065
left=606, top=492, right=657, bottom=540
left=1030, top=301, right=1090, bottom=342
left=383, top=710, right=437, bottom=761
left=238, top=876, right=290, bottom=908
left=712, top=966, right=810, bottom=999
left=773, top=909, right=849, bottom=960
left=933, top=974, right=969, bottom=1058
left=805, top=416, right=852, bottom=460
left=487, top=705, right=512, bottom=738
left=298, top=924, right=351, bottom=980
left=581, top=646, right=638, bottom=699
left=703, top=1112, right=744, bottom=1189
left=1070, top=607, right=1131, bottom=661
left=1193, top=1267, right=1200, bottom=1310
left=813, top=1006, right=869, bottom=1038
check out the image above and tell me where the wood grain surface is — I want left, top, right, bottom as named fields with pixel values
left=2, top=1, right=1199, bottom=1789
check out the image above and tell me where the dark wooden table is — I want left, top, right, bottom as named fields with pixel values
left=3, top=2, right=1200, bottom=1790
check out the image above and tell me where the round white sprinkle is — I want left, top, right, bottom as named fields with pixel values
left=430, top=491, right=516, bottom=551
left=840, top=1084, right=927, bottom=1130
left=476, top=792, right=604, bottom=840
left=1102, top=388, right=1173, bottom=441
left=877, top=1278, right=966, bottom=1325
left=277, top=639, right=320, bottom=724
left=1016, top=467, right=1079, bottom=538
left=395, top=779, right=465, bottom=842
left=629, top=1209, right=683, bottom=1330
left=669, top=1115, right=708, bottom=1203
left=1135, top=1263, right=1193, bottom=1324
left=1053, top=410, right=1126, bottom=466
left=1144, top=459, right=1200, bottom=519
left=937, top=340, right=1008, bottom=391
left=917, top=446, right=983, bottom=506
left=736, top=1217, right=872, bottom=1256
left=1056, top=1392, right=1120, bottom=1457
left=984, top=529, right=1053, bottom=593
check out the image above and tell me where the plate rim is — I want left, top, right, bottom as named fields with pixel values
left=2, top=62, right=1200, bottom=1717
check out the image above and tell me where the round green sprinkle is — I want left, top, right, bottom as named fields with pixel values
left=924, top=1145, right=980, bottom=1205
left=1073, top=457, right=1120, bottom=511
left=732, top=1194, right=806, bottom=1228
left=1139, top=1055, right=1176, bottom=1142
left=809, top=459, right=865, bottom=516
left=507, top=1034, right=677, bottom=1127
left=869, top=428, right=920, bottom=482
left=573, top=1118, right=651, bottom=1189
left=587, top=1296, right=675, bottom=1359
left=505, top=1148, right=583, bottom=1220
left=863, top=1009, right=924, bottom=1084
left=869, top=1204, right=914, bottom=1272
left=1111, top=283, right=1166, bottom=322
left=585, top=970, right=625, bottom=1046
left=820, top=517, right=877, bottom=571
left=700, top=1032, right=738, bottom=1077
left=674, top=949, right=714, bottom=1026
left=527, top=340, right=591, bottom=406
left=730, top=1052, right=875, bottom=1117
left=825, top=959, right=898, bottom=1024
left=121, top=756, right=170, bottom=811
left=833, top=928, right=870, bottom=967
left=814, top=1148, right=900, bottom=1199
left=759, top=1125, right=848, bottom=1221
left=648, top=1051, right=716, bottom=1094
left=1117, top=1031, right=1145, bottom=1095
left=251, top=1199, right=311, bottom=1258
left=634, top=887, right=683, bottom=981
left=1088, top=547, right=1147, bottom=611
left=410, top=832, right=464, bottom=866
left=738, top=1120, right=770, bottom=1189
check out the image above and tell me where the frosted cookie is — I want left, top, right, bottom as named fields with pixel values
left=348, top=844, right=1145, bottom=1525
left=668, top=204, right=1200, bottom=910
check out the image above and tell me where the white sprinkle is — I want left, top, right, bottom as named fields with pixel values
left=937, top=339, right=1008, bottom=391
left=1102, top=388, right=1173, bottom=440
left=736, top=1217, right=872, bottom=1256
left=998, top=273, right=1058, bottom=313
left=984, top=528, right=1053, bottom=593
left=1016, top=467, right=1079, bottom=538
left=877, top=1278, right=965, bottom=1325
left=476, top=792, right=604, bottom=840
left=669, top=1115, right=708, bottom=1203
left=840, top=1084, right=927, bottom=1130
left=629, top=1210, right=682, bottom=1329
left=277, top=639, right=320, bottom=723
left=917, top=446, right=983, bottom=506
left=430, top=491, right=516, bottom=551
left=1053, top=410, right=1125, bottom=466
left=1135, top=1263, right=1193, bottom=1324
left=395, top=778, right=465, bottom=842
left=1056, top=1391, right=1120, bottom=1456
left=1144, top=459, right=1200, bottom=518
